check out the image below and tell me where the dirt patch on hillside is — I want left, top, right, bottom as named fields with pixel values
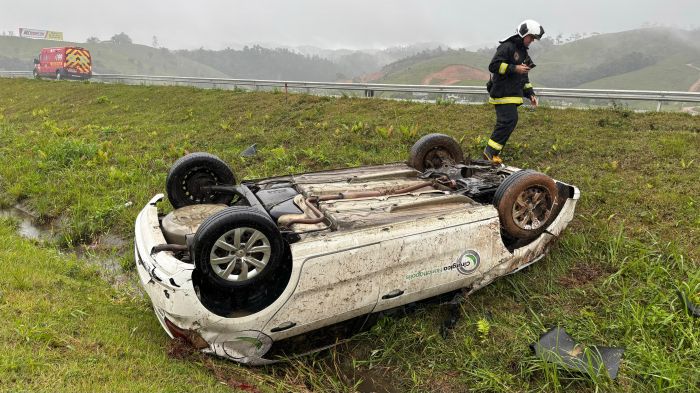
left=356, top=71, right=385, bottom=83
left=689, top=77, right=700, bottom=92
left=422, top=65, right=489, bottom=85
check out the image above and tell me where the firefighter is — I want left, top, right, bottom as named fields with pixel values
left=483, top=20, right=544, bottom=164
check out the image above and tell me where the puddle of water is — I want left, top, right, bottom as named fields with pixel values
left=0, top=206, right=53, bottom=241
left=1, top=205, right=134, bottom=291
left=73, top=245, right=123, bottom=273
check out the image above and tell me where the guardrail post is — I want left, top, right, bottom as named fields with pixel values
left=364, top=89, right=374, bottom=98
left=656, top=101, right=662, bottom=112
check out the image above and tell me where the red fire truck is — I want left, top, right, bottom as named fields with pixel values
left=33, top=47, right=92, bottom=80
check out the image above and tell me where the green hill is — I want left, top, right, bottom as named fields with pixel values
left=376, top=49, right=490, bottom=85
left=375, top=28, right=700, bottom=91
left=178, top=46, right=343, bottom=81
left=534, top=28, right=700, bottom=89
left=576, top=54, right=700, bottom=91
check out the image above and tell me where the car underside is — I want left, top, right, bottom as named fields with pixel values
left=134, top=133, right=580, bottom=364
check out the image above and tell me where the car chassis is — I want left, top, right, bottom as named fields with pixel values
left=134, top=134, right=580, bottom=365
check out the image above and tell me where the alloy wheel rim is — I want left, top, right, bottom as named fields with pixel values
left=511, top=186, right=553, bottom=230
left=210, top=227, right=271, bottom=282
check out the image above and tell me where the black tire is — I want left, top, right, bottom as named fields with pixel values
left=192, top=206, right=284, bottom=290
left=166, top=152, right=236, bottom=209
left=494, top=170, right=558, bottom=240
left=408, top=133, right=464, bottom=171
left=493, top=169, right=535, bottom=207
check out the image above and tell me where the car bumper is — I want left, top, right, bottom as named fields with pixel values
left=134, top=194, right=275, bottom=365
left=63, top=71, right=92, bottom=79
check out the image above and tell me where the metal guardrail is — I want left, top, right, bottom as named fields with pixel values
left=3, top=70, right=700, bottom=111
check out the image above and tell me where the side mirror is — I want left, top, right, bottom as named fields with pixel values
left=33, top=58, right=39, bottom=64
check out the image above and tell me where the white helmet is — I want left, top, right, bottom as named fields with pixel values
left=517, top=20, right=544, bottom=39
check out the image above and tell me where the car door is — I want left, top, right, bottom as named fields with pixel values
left=262, top=241, right=391, bottom=340
left=374, top=210, right=501, bottom=312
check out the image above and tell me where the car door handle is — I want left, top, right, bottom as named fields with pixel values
left=382, top=289, right=405, bottom=300
left=270, top=321, right=297, bottom=332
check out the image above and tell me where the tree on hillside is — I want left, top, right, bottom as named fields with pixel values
left=178, top=45, right=343, bottom=81
left=86, top=36, right=100, bottom=43
left=110, top=32, right=133, bottom=45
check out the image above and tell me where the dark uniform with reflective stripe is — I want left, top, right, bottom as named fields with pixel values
left=484, top=35, right=536, bottom=158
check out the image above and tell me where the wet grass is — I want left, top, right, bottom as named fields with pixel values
left=0, top=77, right=698, bottom=392
left=0, top=220, right=238, bottom=392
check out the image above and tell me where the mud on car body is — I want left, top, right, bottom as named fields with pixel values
left=134, top=133, right=580, bottom=365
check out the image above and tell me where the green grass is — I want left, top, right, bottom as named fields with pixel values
left=0, top=220, right=250, bottom=393
left=0, top=77, right=699, bottom=392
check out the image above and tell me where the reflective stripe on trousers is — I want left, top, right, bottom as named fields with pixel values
left=485, top=104, right=519, bottom=157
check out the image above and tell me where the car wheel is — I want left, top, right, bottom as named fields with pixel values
left=494, top=170, right=558, bottom=240
left=166, top=152, right=236, bottom=209
left=192, top=206, right=284, bottom=290
left=408, top=133, right=464, bottom=171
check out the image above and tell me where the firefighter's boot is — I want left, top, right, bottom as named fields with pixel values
left=482, top=149, right=503, bottom=165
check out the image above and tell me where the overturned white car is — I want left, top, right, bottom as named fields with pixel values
left=134, top=134, right=579, bottom=365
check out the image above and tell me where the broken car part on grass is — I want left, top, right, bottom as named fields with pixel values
left=531, top=327, right=624, bottom=380
left=134, top=133, right=580, bottom=364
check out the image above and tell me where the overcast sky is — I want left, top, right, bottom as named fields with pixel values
left=1, top=0, right=698, bottom=50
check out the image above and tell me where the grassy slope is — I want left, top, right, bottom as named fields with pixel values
left=0, top=221, right=239, bottom=393
left=0, top=78, right=699, bottom=392
left=0, top=36, right=229, bottom=77
left=577, top=54, right=700, bottom=91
